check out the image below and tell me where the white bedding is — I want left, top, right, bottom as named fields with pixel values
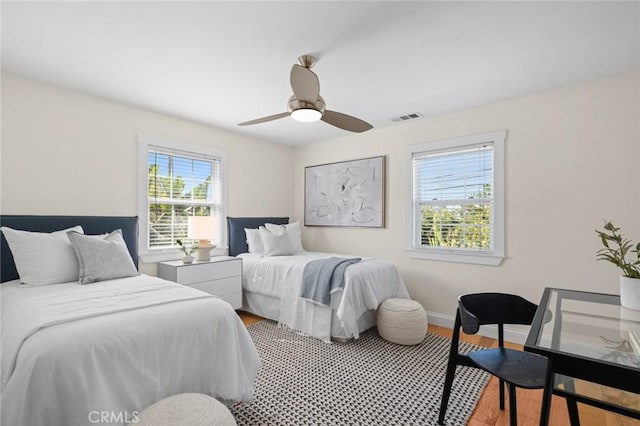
left=240, top=252, right=410, bottom=341
left=1, top=274, right=261, bottom=426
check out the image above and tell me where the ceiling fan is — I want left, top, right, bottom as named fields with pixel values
left=238, top=55, right=373, bottom=133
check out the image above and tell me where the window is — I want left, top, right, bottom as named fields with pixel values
left=406, top=130, right=505, bottom=265
left=138, top=135, right=225, bottom=262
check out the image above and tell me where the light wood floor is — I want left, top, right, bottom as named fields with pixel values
left=238, top=312, right=639, bottom=426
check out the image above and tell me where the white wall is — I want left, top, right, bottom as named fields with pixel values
left=294, top=74, right=640, bottom=323
left=3, top=72, right=639, bottom=330
left=1, top=72, right=294, bottom=274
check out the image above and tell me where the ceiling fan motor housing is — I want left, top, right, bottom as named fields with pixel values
left=287, top=95, right=325, bottom=116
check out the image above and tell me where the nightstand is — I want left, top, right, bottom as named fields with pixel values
left=157, top=256, right=242, bottom=309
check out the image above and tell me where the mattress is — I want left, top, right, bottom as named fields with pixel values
left=239, top=252, right=410, bottom=341
left=1, top=274, right=261, bottom=426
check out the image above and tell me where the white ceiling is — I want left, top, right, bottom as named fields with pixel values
left=2, top=1, right=639, bottom=146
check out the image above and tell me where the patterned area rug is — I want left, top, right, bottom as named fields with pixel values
left=231, top=320, right=490, bottom=426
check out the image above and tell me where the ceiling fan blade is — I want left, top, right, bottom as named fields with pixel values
left=238, top=112, right=289, bottom=126
left=321, top=110, right=373, bottom=133
left=290, top=64, right=320, bottom=102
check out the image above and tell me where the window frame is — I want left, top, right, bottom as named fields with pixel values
left=405, top=130, right=505, bottom=266
left=137, top=134, right=227, bottom=263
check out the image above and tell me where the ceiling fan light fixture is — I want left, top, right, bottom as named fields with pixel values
left=291, top=108, right=322, bottom=123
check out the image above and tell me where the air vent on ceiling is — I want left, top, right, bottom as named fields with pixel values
left=390, top=112, right=424, bottom=122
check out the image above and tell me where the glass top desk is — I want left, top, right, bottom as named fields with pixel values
left=524, top=287, right=640, bottom=426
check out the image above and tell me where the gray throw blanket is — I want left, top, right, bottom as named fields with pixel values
left=300, top=257, right=361, bottom=307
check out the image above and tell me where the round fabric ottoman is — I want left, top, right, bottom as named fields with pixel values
left=377, top=298, right=427, bottom=345
left=134, top=393, right=237, bottom=426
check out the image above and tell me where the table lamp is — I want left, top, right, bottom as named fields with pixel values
left=187, top=216, right=217, bottom=261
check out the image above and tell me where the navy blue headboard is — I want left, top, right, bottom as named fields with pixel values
left=1, top=215, right=138, bottom=283
left=227, top=216, right=289, bottom=257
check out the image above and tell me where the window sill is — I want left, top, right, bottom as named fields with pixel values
left=139, top=246, right=229, bottom=264
left=139, top=250, right=184, bottom=264
left=405, top=248, right=504, bottom=266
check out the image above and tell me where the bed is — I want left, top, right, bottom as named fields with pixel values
left=227, top=217, right=410, bottom=342
left=1, top=215, right=260, bottom=426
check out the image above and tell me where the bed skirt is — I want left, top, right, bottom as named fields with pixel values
left=241, top=291, right=377, bottom=340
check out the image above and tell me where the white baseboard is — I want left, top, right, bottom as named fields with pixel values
left=426, top=310, right=529, bottom=345
left=425, top=311, right=456, bottom=328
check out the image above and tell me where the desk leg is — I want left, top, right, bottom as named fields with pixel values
left=540, top=360, right=554, bottom=426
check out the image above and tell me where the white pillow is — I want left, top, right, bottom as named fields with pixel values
left=245, top=228, right=264, bottom=255
left=1, top=225, right=84, bottom=285
left=259, top=226, right=295, bottom=256
left=265, top=221, right=304, bottom=253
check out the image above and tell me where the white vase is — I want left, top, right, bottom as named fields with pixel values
left=182, top=255, right=194, bottom=264
left=620, top=276, right=640, bottom=311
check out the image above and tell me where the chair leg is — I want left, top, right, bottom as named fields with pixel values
left=508, top=383, right=518, bottom=426
left=437, top=361, right=457, bottom=425
left=566, top=395, right=580, bottom=426
left=499, top=378, right=505, bottom=410
left=438, top=312, right=463, bottom=425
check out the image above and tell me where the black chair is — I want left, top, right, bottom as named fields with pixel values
left=437, top=293, right=548, bottom=426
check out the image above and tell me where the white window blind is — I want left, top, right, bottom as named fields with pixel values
left=412, top=143, right=494, bottom=251
left=146, top=146, right=221, bottom=250
left=406, top=130, right=504, bottom=265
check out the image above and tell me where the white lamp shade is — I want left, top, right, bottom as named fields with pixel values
left=187, top=216, right=218, bottom=241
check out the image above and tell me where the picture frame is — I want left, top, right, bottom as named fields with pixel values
left=304, top=156, right=385, bottom=227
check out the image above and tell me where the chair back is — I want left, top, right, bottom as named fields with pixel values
left=458, top=293, right=537, bottom=336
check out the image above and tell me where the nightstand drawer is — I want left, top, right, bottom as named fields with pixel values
left=176, top=260, right=241, bottom=284
left=157, top=257, right=243, bottom=310
left=189, top=276, right=240, bottom=296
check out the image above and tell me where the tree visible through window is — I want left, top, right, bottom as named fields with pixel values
left=147, top=148, right=221, bottom=249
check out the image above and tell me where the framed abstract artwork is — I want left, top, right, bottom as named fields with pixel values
left=304, top=156, right=385, bottom=227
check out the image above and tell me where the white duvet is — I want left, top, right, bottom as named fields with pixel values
left=1, top=275, right=261, bottom=426
left=240, top=252, right=410, bottom=342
